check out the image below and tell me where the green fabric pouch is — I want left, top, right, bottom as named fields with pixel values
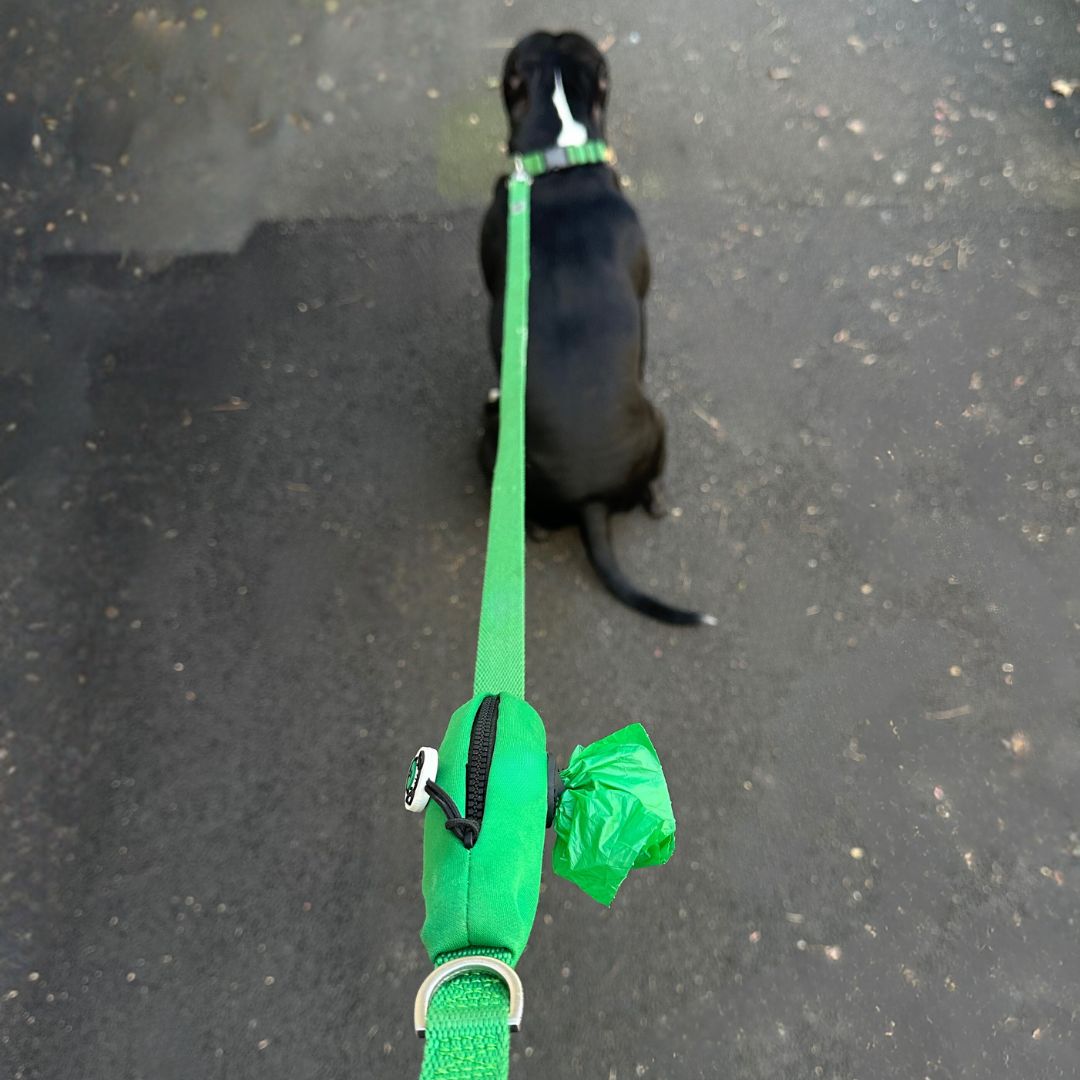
left=420, top=693, right=548, bottom=964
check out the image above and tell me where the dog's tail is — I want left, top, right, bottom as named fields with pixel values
left=579, top=501, right=717, bottom=627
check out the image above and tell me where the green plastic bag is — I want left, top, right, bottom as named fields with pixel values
left=552, top=724, right=676, bottom=906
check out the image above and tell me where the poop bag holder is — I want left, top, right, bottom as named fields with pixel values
left=413, top=708, right=675, bottom=961
left=419, top=692, right=547, bottom=963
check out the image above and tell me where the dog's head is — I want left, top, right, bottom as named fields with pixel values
left=501, top=31, right=609, bottom=154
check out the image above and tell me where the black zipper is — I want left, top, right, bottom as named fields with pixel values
left=463, top=694, right=499, bottom=849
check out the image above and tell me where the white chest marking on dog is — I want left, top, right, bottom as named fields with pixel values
left=552, top=69, right=588, bottom=148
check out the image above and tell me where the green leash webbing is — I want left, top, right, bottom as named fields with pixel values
left=419, top=949, right=514, bottom=1080
left=472, top=166, right=532, bottom=700
left=420, top=141, right=611, bottom=1080
left=421, top=166, right=532, bottom=1080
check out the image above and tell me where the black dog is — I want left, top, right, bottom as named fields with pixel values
left=479, top=30, right=714, bottom=626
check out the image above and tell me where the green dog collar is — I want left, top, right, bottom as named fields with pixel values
left=515, top=139, right=613, bottom=178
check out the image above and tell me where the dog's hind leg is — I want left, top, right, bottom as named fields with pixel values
left=478, top=395, right=499, bottom=481
left=643, top=482, right=668, bottom=519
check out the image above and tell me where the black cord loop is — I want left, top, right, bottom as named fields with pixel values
left=425, top=780, right=480, bottom=848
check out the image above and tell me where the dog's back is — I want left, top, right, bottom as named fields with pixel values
left=478, top=30, right=714, bottom=625
left=481, top=166, right=658, bottom=520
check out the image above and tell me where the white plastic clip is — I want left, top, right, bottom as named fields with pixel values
left=404, top=747, right=439, bottom=812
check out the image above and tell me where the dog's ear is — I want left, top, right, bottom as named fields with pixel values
left=505, top=72, right=523, bottom=112
left=502, top=49, right=522, bottom=109
left=503, top=46, right=544, bottom=123
left=559, top=34, right=608, bottom=125
left=593, top=62, right=609, bottom=122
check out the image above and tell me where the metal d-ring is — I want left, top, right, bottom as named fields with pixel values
left=414, top=955, right=524, bottom=1038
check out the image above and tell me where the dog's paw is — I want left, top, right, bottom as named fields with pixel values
left=643, top=484, right=668, bottom=519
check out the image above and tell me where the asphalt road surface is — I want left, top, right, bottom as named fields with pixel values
left=2, top=1, right=1079, bottom=1078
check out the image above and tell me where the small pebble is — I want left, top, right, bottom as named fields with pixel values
left=1008, top=731, right=1030, bottom=757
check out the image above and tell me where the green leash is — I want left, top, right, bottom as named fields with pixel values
left=473, top=139, right=610, bottom=699
left=418, top=156, right=534, bottom=1080
left=413, top=138, right=674, bottom=1080
left=472, top=159, right=532, bottom=701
